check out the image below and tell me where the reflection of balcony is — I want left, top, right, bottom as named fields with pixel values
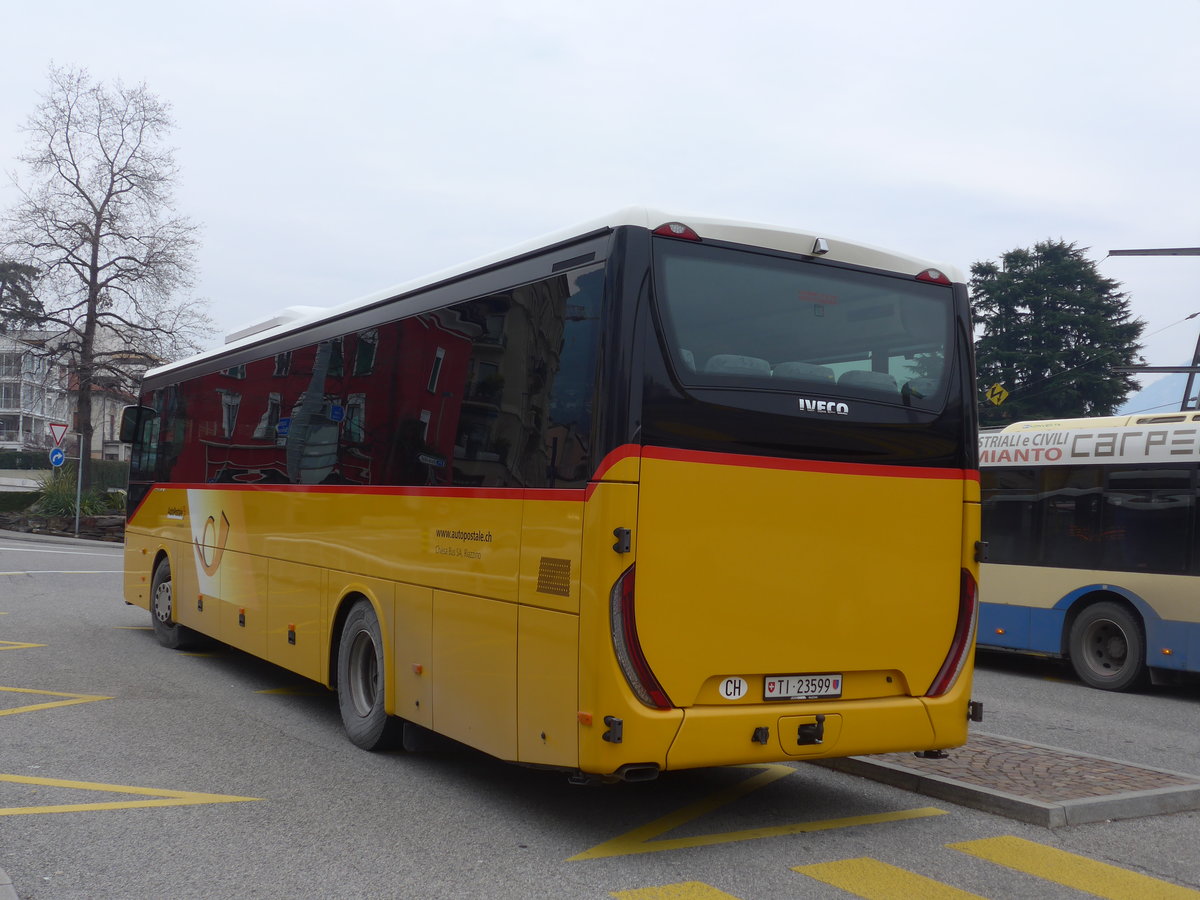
left=464, top=376, right=505, bottom=406
left=476, top=332, right=507, bottom=348
left=465, top=389, right=501, bottom=405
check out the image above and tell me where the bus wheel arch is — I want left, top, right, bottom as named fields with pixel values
left=1064, top=594, right=1147, bottom=692
left=333, top=594, right=403, bottom=750
left=149, top=551, right=198, bottom=650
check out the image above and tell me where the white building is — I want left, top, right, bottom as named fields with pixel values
left=0, top=329, right=146, bottom=461
left=0, top=332, right=70, bottom=453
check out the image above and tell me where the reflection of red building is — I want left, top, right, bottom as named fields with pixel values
left=153, top=261, right=603, bottom=491
left=172, top=315, right=473, bottom=486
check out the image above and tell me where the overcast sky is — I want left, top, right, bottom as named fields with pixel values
left=3, top=1, right=1198, bottom=410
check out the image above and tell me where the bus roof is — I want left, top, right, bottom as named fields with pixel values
left=149, top=207, right=962, bottom=381
left=998, top=412, right=1200, bottom=432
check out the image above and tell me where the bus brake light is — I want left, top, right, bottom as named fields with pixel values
left=609, top=565, right=673, bottom=710
left=653, top=222, right=701, bottom=241
left=926, top=569, right=978, bottom=697
left=916, top=268, right=952, bottom=285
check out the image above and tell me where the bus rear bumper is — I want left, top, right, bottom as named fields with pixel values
left=664, top=694, right=970, bottom=771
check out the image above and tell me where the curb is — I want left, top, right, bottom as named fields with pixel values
left=0, top=528, right=123, bottom=549
left=813, top=732, right=1200, bottom=828
left=0, top=867, right=16, bottom=900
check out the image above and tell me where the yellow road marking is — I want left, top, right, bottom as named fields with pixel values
left=0, top=773, right=260, bottom=816
left=569, top=764, right=946, bottom=860
left=611, top=883, right=741, bottom=899
left=794, top=857, right=985, bottom=899
left=0, top=686, right=110, bottom=717
left=0, top=640, right=45, bottom=650
left=949, top=836, right=1200, bottom=899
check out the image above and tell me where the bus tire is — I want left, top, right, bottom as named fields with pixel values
left=1067, top=601, right=1146, bottom=692
left=337, top=599, right=402, bottom=750
left=150, top=557, right=198, bottom=650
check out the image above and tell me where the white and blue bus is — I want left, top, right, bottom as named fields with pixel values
left=979, top=413, right=1200, bottom=690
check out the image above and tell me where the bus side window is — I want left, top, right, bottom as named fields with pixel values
left=980, top=468, right=1039, bottom=565
left=1102, top=468, right=1194, bottom=574
left=1039, top=466, right=1103, bottom=570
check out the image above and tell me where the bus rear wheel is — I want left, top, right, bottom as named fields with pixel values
left=150, top=558, right=197, bottom=650
left=1067, top=601, right=1146, bottom=692
left=337, top=600, right=402, bottom=750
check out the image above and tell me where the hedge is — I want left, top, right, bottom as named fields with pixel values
left=0, top=491, right=40, bottom=513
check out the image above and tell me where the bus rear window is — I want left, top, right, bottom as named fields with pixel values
left=652, top=239, right=953, bottom=409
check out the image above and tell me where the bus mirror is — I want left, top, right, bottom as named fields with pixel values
left=119, top=405, right=155, bottom=443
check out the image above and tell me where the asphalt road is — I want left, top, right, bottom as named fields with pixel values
left=2, top=532, right=1198, bottom=899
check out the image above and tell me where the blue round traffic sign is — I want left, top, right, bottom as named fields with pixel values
left=49, top=448, right=65, bottom=467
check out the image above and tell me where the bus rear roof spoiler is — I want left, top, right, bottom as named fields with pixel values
left=225, top=306, right=326, bottom=344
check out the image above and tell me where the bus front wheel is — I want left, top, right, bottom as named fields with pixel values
left=150, top=558, right=197, bottom=650
left=336, top=600, right=402, bottom=750
left=1067, top=601, right=1146, bottom=692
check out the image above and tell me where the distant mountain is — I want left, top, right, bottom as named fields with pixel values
left=1117, top=372, right=1192, bottom=415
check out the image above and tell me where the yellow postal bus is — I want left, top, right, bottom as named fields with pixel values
left=121, top=208, right=981, bottom=780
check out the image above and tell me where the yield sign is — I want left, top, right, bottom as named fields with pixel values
left=49, top=423, right=68, bottom=446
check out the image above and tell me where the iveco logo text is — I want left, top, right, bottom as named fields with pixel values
left=799, top=398, right=850, bottom=415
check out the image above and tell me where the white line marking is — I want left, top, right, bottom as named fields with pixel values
left=0, top=545, right=122, bottom=558
left=0, top=570, right=122, bottom=575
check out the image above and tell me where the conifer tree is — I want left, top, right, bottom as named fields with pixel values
left=972, top=240, right=1144, bottom=426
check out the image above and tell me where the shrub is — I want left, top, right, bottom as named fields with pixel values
left=30, top=468, right=122, bottom=516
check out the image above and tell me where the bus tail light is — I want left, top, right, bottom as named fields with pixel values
left=926, top=569, right=978, bottom=697
left=609, top=565, right=673, bottom=709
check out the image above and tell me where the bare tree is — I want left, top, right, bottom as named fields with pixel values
left=3, top=65, right=212, bottom=486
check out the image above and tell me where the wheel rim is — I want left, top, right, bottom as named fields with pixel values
left=346, top=628, right=379, bottom=717
left=1079, top=617, right=1128, bottom=679
left=152, top=578, right=172, bottom=625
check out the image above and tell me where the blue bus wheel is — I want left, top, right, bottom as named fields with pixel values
left=1068, top=601, right=1146, bottom=692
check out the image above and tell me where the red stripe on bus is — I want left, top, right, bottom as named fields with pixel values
left=590, top=443, right=641, bottom=481
left=138, top=483, right=559, bottom=501
left=125, top=446, right=976, bottom=527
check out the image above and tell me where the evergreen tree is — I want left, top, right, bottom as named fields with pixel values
left=971, top=240, right=1144, bottom=426
left=0, top=260, right=41, bottom=332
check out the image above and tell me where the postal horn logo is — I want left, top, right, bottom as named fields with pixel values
left=194, top=511, right=231, bottom=576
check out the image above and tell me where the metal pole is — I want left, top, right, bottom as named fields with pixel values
left=1183, top=331, right=1200, bottom=412
left=74, top=436, right=83, bottom=537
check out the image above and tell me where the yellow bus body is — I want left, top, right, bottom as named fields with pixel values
left=124, top=447, right=978, bottom=775
left=122, top=210, right=980, bottom=777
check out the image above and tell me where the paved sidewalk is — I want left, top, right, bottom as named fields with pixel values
left=816, top=731, right=1200, bottom=827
